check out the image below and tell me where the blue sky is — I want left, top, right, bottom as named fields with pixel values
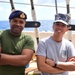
left=0, top=0, right=75, bottom=22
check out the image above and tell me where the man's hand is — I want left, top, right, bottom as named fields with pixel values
left=67, top=56, right=75, bottom=62
left=46, top=58, right=55, bottom=67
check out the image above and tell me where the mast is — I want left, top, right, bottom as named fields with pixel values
left=9, top=0, right=15, bottom=11
left=30, top=0, right=39, bottom=44
left=65, top=0, right=72, bottom=41
left=55, top=0, right=58, bottom=14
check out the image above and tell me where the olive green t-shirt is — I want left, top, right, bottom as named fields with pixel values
left=0, top=30, right=35, bottom=75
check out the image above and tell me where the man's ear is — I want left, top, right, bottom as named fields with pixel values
left=67, top=26, right=71, bottom=31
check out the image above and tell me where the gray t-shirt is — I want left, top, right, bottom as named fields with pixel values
left=36, top=36, right=75, bottom=75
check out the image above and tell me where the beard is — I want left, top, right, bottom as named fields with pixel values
left=10, top=25, right=24, bottom=35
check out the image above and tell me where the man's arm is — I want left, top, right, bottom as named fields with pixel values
left=46, top=58, right=75, bottom=71
left=57, top=56, right=75, bottom=71
left=37, top=55, right=65, bottom=74
left=56, top=61, right=75, bottom=71
left=0, top=49, right=34, bottom=66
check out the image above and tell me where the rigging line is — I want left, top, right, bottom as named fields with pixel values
left=0, top=1, right=75, bottom=9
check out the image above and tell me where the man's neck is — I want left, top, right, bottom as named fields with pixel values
left=52, top=35, right=63, bottom=42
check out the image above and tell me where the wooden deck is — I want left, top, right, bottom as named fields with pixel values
left=25, top=59, right=41, bottom=75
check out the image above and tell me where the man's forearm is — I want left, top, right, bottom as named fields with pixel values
left=45, top=59, right=65, bottom=73
left=46, top=58, right=75, bottom=71
left=38, top=63, right=65, bottom=74
left=49, top=66, right=65, bottom=73
left=56, top=62, right=75, bottom=71
left=0, top=53, right=29, bottom=66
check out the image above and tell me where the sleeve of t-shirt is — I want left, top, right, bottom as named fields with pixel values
left=23, top=35, right=35, bottom=52
left=36, top=41, right=47, bottom=57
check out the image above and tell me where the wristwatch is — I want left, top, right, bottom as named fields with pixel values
left=53, top=61, right=57, bottom=68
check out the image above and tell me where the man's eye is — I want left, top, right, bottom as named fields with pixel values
left=13, top=20, right=17, bottom=22
left=55, top=24, right=60, bottom=26
left=20, top=21, right=24, bottom=24
left=62, top=24, right=66, bottom=27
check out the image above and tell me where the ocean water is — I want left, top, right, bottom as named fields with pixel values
left=0, top=20, right=53, bottom=32
left=0, top=21, right=10, bottom=30
left=0, top=20, right=75, bottom=33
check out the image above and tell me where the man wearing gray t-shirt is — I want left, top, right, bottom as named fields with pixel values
left=36, top=13, right=75, bottom=75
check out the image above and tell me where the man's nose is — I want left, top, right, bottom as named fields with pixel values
left=16, top=22, right=20, bottom=26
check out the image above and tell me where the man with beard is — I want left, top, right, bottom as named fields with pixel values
left=0, top=10, right=35, bottom=75
left=36, top=13, right=75, bottom=75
